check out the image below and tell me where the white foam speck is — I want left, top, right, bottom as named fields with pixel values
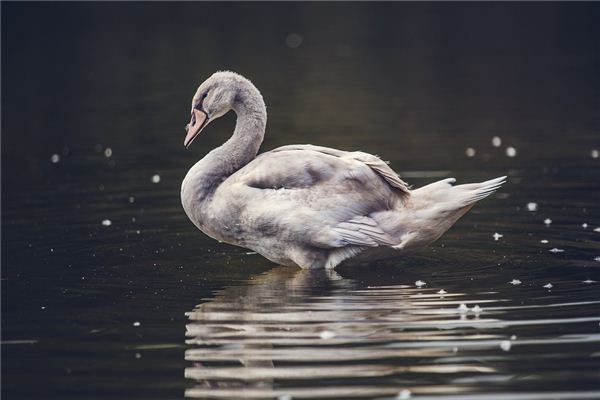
left=319, top=330, right=336, bottom=340
left=104, top=147, right=112, bottom=158
left=583, top=278, right=596, bottom=283
left=278, top=395, right=293, bottom=400
left=594, top=227, right=600, bottom=233
left=492, top=136, right=502, bottom=147
left=472, top=305, right=483, bottom=314
left=133, top=321, right=141, bottom=327
left=526, top=202, right=538, bottom=212
left=540, top=239, right=549, bottom=244
left=592, top=149, right=599, bottom=159
left=437, top=289, right=447, bottom=295
left=582, top=223, right=588, bottom=229
left=510, top=335, right=517, bottom=340
left=415, top=280, right=426, bottom=287
left=509, top=279, right=522, bottom=285
left=397, top=389, right=412, bottom=400
left=594, top=257, right=600, bottom=262
left=129, top=196, right=135, bottom=203
left=493, top=232, right=503, bottom=241
left=457, top=303, right=469, bottom=313
left=544, top=218, right=552, bottom=226
left=506, top=146, right=517, bottom=157
left=101, top=219, right=112, bottom=227
left=543, top=283, right=553, bottom=289
left=151, top=174, right=161, bottom=183
left=51, top=154, right=60, bottom=163
left=549, top=248, right=564, bottom=253
left=500, top=340, right=512, bottom=351
left=465, top=147, right=476, bottom=157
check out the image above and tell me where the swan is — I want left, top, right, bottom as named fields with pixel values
left=181, top=71, right=506, bottom=269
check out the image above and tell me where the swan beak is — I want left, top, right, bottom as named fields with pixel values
left=184, top=109, right=209, bottom=148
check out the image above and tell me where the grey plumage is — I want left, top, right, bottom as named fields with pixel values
left=181, top=71, right=506, bottom=269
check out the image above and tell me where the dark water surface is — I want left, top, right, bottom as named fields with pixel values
left=2, top=3, right=600, bottom=399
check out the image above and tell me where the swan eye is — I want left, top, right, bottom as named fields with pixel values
left=195, top=92, right=209, bottom=111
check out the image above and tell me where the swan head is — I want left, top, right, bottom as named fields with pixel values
left=184, top=71, right=261, bottom=148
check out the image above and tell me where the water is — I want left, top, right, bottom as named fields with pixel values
left=2, top=3, right=600, bottom=399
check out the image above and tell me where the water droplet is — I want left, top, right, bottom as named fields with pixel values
left=415, top=280, right=426, bottom=287
left=101, top=219, right=112, bottom=227
left=543, top=283, right=553, bottom=289
left=104, top=147, right=112, bottom=158
left=437, top=289, right=447, bottom=295
left=544, top=218, right=552, bottom=226
left=493, top=232, right=503, bottom=241
left=506, top=146, right=517, bottom=157
left=129, top=196, right=135, bottom=203
left=465, top=147, right=476, bottom=157
left=500, top=340, right=512, bottom=351
left=285, top=33, right=302, bottom=48
left=457, top=303, right=469, bottom=313
left=526, top=202, right=538, bottom=212
left=540, top=239, right=549, bottom=244
left=472, top=305, right=483, bottom=314
left=582, top=223, right=588, bottom=229
left=509, top=279, right=522, bottom=285
left=492, top=136, right=502, bottom=147
left=592, top=149, right=599, bottom=159
left=133, top=321, right=141, bottom=327
left=50, top=154, right=60, bottom=163
left=134, top=353, right=141, bottom=359
left=151, top=174, right=161, bottom=183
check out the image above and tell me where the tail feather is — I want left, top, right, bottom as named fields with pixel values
left=453, top=175, right=507, bottom=206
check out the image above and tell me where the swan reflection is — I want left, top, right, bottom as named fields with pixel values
left=183, top=266, right=513, bottom=399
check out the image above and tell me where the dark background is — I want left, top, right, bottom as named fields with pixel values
left=2, top=3, right=600, bottom=399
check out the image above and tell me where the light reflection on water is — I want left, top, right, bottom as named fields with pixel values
left=184, top=266, right=600, bottom=399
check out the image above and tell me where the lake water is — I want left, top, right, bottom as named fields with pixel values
left=2, top=3, right=600, bottom=399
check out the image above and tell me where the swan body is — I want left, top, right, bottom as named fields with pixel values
left=181, top=71, right=505, bottom=269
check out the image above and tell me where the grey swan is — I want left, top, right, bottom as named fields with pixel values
left=181, top=71, right=505, bottom=269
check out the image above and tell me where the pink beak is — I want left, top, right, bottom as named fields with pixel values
left=184, top=109, right=209, bottom=148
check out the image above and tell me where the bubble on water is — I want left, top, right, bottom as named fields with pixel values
left=104, top=147, right=112, bottom=158
left=492, top=136, right=502, bottom=147
left=133, top=321, right=141, bottom=327
left=543, top=283, right=553, bottom=289
left=582, top=223, right=588, bottom=229
left=415, top=280, right=426, bottom=287
left=151, top=174, right=161, bottom=183
left=583, top=278, right=596, bottom=283
left=526, top=202, right=538, bottom=212
left=397, top=389, right=412, bottom=400
left=509, top=279, right=522, bottom=285
left=437, top=289, right=447, bottom=295
left=101, top=219, right=112, bottom=227
left=51, top=154, right=60, bottom=163
left=457, top=303, right=469, bottom=313
left=500, top=340, right=512, bottom=351
left=549, top=248, right=564, bottom=253
left=472, top=305, right=483, bottom=314
left=319, top=330, right=336, bottom=340
left=506, top=146, right=517, bottom=157
left=540, top=239, right=549, bottom=244
left=592, top=149, right=599, bottom=159
left=544, top=218, right=552, bottom=226
left=492, top=232, right=503, bottom=241
left=285, top=33, right=302, bottom=48
left=465, top=147, right=476, bottom=157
